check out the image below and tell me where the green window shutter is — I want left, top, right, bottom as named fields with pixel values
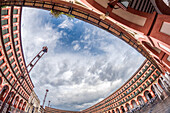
left=153, top=74, right=157, bottom=79
left=3, top=37, right=10, bottom=44
left=16, top=73, right=20, bottom=77
left=2, top=66, right=7, bottom=72
left=16, top=47, right=19, bottom=52
left=140, top=87, right=143, bottom=92
left=5, top=71, right=10, bottom=77
left=7, top=52, right=13, bottom=58
left=5, top=45, right=11, bottom=51
left=149, top=78, right=154, bottom=83
left=10, top=58, right=15, bottom=64
left=1, top=10, right=8, bottom=15
left=13, top=18, right=17, bottom=23
left=8, top=75, right=13, bottom=81
left=14, top=34, right=18, bottom=38
left=17, top=53, right=20, bottom=58
left=13, top=9, right=18, bottom=14
left=0, top=59, right=5, bottom=66
left=151, top=66, right=155, bottom=70
left=15, top=41, right=18, bottom=45
left=156, top=71, right=161, bottom=75
left=146, top=81, right=150, bottom=86
left=12, top=64, right=16, bottom=69
left=2, top=28, right=9, bottom=35
left=13, top=26, right=17, bottom=31
left=1, top=19, right=8, bottom=25
left=14, top=68, right=18, bottom=74
left=19, top=59, right=22, bottom=62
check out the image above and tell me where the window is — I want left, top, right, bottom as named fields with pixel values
left=16, top=73, right=20, bottom=77
left=15, top=41, right=18, bottom=45
left=3, top=37, right=10, bottom=44
left=14, top=34, right=18, bottom=39
left=12, top=80, right=15, bottom=85
left=12, top=64, right=16, bottom=69
left=13, top=18, right=17, bottom=23
left=8, top=75, right=13, bottom=81
left=10, top=58, right=15, bottom=64
left=2, top=66, right=7, bottom=72
left=5, top=45, right=11, bottom=51
left=2, top=28, right=9, bottom=35
left=1, top=19, right=8, bottom=25
left=16, top=47, right=19, bottom=52
left=7, top=52, right=13, bottom=58
left=17, top=53, right=20, bottom=58
left=0, top=59, right=5, bottom=66
left=13, top=26, right=17, bottom=31
left=0, top=51, right=2, bottom=56
left=19, top=59, right=22, bottom=62
left=156, top=71, right=161, bottom=75
left=13, top=9, right=18, bottom=14
left=1, top=10, right=8, bottom=15
left=5, top=71, right=10, bottom=77
left=14, top=68, right=18, bottom=74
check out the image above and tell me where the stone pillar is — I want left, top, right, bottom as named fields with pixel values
left=130, top=103, right=133, bottom=109
left=162, top=74, right=170, bottom=85
left=143, top=96, right=148, bottom=103
left=153, top=84, right=162, bottom=100
left=124, top=106, right=128, bottom=112
left=156, top=83, right=164, bottom=93
left=136, top=100, right=140, bottom=106
left=160, top=78, right=169, bottom=91
left=149, top=90, right=155, bottom=98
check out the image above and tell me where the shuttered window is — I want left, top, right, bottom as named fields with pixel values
left=2, top=28, right=9, bottom=35
left=3, top=37, right=10, bottom=44
left=1, top=10, right=8, bottom=15
left=13, top=9, right=18, bottom=14
left=1, top=19, right=8, bottom=25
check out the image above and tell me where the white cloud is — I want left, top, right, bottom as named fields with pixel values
left=21, top=7, right=145, bottom=111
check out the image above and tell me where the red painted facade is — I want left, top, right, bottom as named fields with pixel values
left=0, top=0, right=169, bottom=113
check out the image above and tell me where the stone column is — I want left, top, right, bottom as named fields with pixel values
left=149, top=90, right=155, bottom=97
left=160, top=78, right=169, bottom=91
left=153, top=84, right=162, bottom=100
left=162, top=74, right=170, bottom=85
left=143, top=96, right=148, bottom=103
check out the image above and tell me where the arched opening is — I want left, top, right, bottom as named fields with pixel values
left=144, top=91, right=153, bottom=101
left=18, top=99, right=23, bottom=109
left=0, top=85, right=9, bottom=101
left=0, top=77, right=2, bottom=85
left=151, top=85, right=156, bottom=95
left=116, top=108, right=120, bottom=113
left=137, top=96, right=145, bottom=105
left=131, top=100, right=137, bottom=108
left=125, top=103, right=131, bottom=111
left=120, top=106, right=125, bottom=113
left=13, top=96, right=19, bottom=108
left=158, top=78, right=165, bottom=89
left=112, top=109, right=115, bottom=113
left=7, top=92, right=14, bottom=104
left=22, top=102, right=26, bottom=110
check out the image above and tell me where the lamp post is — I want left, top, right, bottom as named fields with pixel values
left=42, top=89, right=49, bottom=108
left=5, top=76, right=25, bottom=113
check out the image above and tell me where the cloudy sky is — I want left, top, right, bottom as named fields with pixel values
left=21, top=7, right=145, bottom=111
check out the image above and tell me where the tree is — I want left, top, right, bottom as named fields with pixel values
left=50, top=10, right=74, bottom=19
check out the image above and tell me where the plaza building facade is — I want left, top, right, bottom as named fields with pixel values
left=0, top=6, right=34, bottom=112
left=25, top=90, right=41, bottom=113
left=0, top=0, right=169, bottom=113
